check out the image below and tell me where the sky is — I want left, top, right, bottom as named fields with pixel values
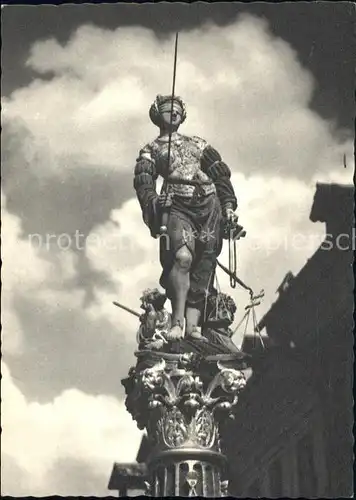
left=1, top=2, right=354, bottom=496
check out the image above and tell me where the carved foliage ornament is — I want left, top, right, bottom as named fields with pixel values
left=128, top=358, right=246, bottom=449
left=158, top=406, right=216, bottom=449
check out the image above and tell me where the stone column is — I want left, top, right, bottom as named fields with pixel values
left=122, top=351, right=247, bottom=497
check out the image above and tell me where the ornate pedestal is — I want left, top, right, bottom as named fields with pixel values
left=122, top=350, right=248, bottom=497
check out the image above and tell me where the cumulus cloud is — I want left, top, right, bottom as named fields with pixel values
left=2, top=16, right=353, bottom=182
left=2, top=190, right=55, bottom=355
left=2, top=192, right=139, bottom=401
left=1, top=362, right=142, bottom=496
left=2, top=16, right=352, bottom=295
left=1, top=191, right=141, bottom=495
left=1, top=13, right=353, bottom=496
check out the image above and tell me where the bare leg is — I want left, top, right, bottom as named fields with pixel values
left=185, top=242, right=217, bottom=340
left=166, top=245, right=193, bottom=340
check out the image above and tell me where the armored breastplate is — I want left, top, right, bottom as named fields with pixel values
left=154, top=135, right=216, bottom=198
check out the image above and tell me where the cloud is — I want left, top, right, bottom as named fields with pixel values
left=1, top=190, right=54, bottom=356
left=1, top=362, right=142, bottom=496
left=2, top=13, right=352, bottom=299
left=2, top=16, right=352, bottom=299
left=2, top=16, right=353, bottom=180
left=1, top=191, right=144, bottom=496
left=2, top=192, right=139, bottom=402
left=1, top=13, right=354, bottom=496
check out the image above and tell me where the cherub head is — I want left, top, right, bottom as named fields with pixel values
left=140, top=288, right=167, bottom=312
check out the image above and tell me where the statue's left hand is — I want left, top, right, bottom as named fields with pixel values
left=222, top=207, right=246, bottom=239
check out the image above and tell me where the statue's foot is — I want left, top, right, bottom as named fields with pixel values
left=185, top=327, right=209, bottom=342
left=166, top=322, right=184, bottom=341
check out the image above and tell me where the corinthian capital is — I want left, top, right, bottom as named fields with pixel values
left=122, top=352, right=247, bottom=450
left=121, top=350, right=249, bottom=497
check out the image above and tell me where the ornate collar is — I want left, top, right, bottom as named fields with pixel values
left=156, top=132, right=182, bottom=143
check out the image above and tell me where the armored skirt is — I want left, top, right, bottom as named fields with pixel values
left=159, top=193, right=223, bottom=309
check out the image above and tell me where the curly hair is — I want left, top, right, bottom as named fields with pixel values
left=149, top=94, right=187, bottom=127
left=140, top=288, right=167, bottom=311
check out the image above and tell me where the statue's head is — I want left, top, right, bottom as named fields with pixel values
left=140, top=288, right=167, bottom=312
left=149, top=94, right=187, bottom=131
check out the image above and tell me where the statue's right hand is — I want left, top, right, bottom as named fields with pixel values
left=157, top=192, right=174, bottom=209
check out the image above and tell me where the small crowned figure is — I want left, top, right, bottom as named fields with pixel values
left=137, top=288, right=171, bottom=351
left=134, top=94, right=239, bottom=343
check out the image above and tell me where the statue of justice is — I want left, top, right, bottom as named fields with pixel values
left=133, top=92, right=241, bottom=343
left=113, top=33, right=264, bottom=356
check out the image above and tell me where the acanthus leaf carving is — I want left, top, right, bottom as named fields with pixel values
left=123, top=354, right=247, bottom=451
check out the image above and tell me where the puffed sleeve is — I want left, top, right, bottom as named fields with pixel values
left=200, top=145, right=237, bottom=211
left=133, top=144, right=160, bottom=237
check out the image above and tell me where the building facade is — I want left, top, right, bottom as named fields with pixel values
left=225, top=183, right=354, bottom=497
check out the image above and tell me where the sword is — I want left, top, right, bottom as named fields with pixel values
left=113, top=301, right=141, bottom=318
left=160, top=32, right=179, bottom=235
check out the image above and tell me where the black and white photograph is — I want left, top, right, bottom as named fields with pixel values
left=1, top=2, right=354, bottom=497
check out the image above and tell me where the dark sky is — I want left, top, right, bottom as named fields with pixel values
left=1, top=1, right=355, bottom=132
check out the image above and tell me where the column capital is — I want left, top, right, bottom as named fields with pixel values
left=122, top=351, right=248, bottom=496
